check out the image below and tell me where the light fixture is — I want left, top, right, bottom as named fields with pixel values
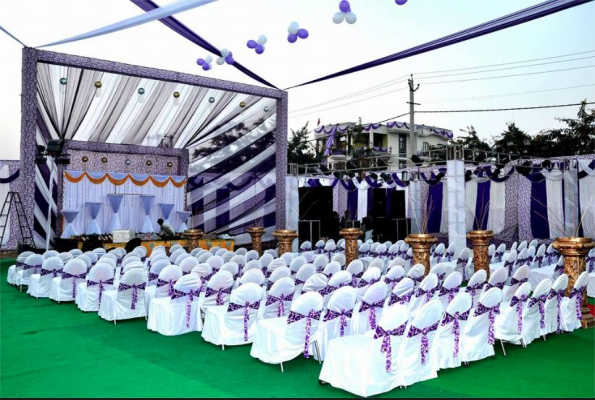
left=94, top=81, right=102, bottom=97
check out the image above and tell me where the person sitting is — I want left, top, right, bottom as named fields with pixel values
left=157, top=218, right=175, bottom=239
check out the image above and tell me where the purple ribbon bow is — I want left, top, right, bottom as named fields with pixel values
left=359, top=300, right=385, bottom=330
left=265, top=293, right=294, bottom=317
left=205, top=286, right=233, bottom=305
left=384, top=276, right=403, bottom=288
left=445, top=251, right=455, bottom=262
left=350, top=272, right=365, bottom=287
left=528, top=294, right=548, bottom=329
left=504, top=260, right=515, bottom=277
left=294, top=278, right=305, bottom=286
left=316, top=245, right=324, bottom=254
left=407, top=322, right=439, bottom=365
left=586, top=256, right=595, bottom=273
left=411, top=275, right=424, bottom=285
left=388, top=292, right=413, bottom=306
left=41, top=268, right=63, bottom=278
left=15, top=261, right=25, bottom=269
left=301, top=247, right=312, bottom=252
left=148, top=272, right=159, bottom=281
left=416, top=287, right=435, bottom=302
left=545, top=253, right=555, bottom=266
left=493, top=251, right=504, bottom=263
left=439, top=286, right=460, bottom=303
left=510, top=294, right=529, bottom=334
left=61, top=272, right=87, bottom=298
left=465, top=282, right=484, bottom=297
left=172, top=288, right=202, bottom=327
left=227, top=301, right=260, bottom=341
left=533, top=255, right=544, bottom=268
left=324, top=308, right=354, bottom=337
left=23, top=264, right=43, bottom=274
left=374, top=322, right=407, bottom=372
left=86, top=278, right=115, bottom=307
left=485, top=281, right=505, bottom=291
left=441, top=310, right=470, bottom=358
left=157, top=279, right=177, bottom=297
left=319, top=282, right=348, bottom=296
left=510, top=277, right=528, bottom=286
left=118, top=283, right=146, bottom=310
left=356, top=278, right=379, bottom=289
left=474, top=303, right=500, bottom=345
left=287, top=309, right=322, bottom=358
left=570, top=287, right=585, bottom=321
left=548, top=288, right=566, bottom=334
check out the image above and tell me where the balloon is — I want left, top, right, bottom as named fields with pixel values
left=225, top=55, right=235, bottom=64
left=216, top=57, right=225, bottom=65
left=221, top=48, right=230, bottom=57
left=257, top=35, right=267, bottom=45
left=339, top=0, right=351, bottom=13
left=205, top=55, right=213, bottom=63
left=287, top=33, right=298, bottom=43
left=288, top=22, right=299, bottom=35
left=297, top=28, right=309, bottom=39
left=202, top=64, right=210, bottom=71
left=395, top=0, right=407, bottom=4
left=333, top=12, right=345, bottom=24
left=196, top=58, right=205, bottom=65
left=209, top=97, right=216, bottom=103
left=345, top=12, right=357, bottom=24
left=255, top=45, right=265, bottom=54
left=247, top=40, right=258, bottom=49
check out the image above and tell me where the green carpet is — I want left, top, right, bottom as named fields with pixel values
left=1, top=256, right=594, bottom=398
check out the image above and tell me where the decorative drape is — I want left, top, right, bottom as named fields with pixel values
left=426, top=182, right=443, bottom=234
left=0, top=164, right=11, bottom=245
left=465, top=180, right=478, bottom=232
left=579, top=160, right=595, bottom=238
left=440, top=181, right=449, bottom=234
left=544, top=171, right=565, bottom=238
left=487, top=181, right=506, bottom=235
left=64, top=171, right=186, bottom=187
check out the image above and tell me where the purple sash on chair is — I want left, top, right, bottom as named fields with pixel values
left=301, top=246, right=312, bottom=253
left=441, top=310, right=470, bottom=358
left=439, top=286, right=460, bottom=303
left=474, top=303, right=501, bottom=345
left=148, top=272, right=159, bottom=281
left=205, top=286, right=233, bottom=305
left=319, top=282, right=349, bottom=296
left=359, top=300, right=385, bottom=330
left=388, top=292, right=413, bottom=306
left=384, top=276, right=403, bottom=288
left=548, top=288, right=566, bottom=334
left=510, top=277, right=528, bottom=286
left=265, top=293, right=294, bottom=317
left=61, top=272, right=87, bottom=298
left=86, top=278, right=115, bottom=307
left=287, top=309, right=322, bottom=358
left=294, top=278, right=306, bottom=286
left=416, top=287, right=435, bottom=302
left=374, top=322, right=407, bottom=372
left=41, top=268, right=63, bottom=278
left=445, top=251, right=455, bottom=262
left=544, top=252, right=555, bottom=266
left=532, top=255, right=544, bottom=268
left=316, top=245, right=324, bottom=254
left=586, top=255, right=595, bottom=273
left=118, top=283, right=147, bottom=310
left=510, top=294, right=529, bottom=334
left=356, top=278, right=379, bottom=289
left=569, top=286, right=586, bottom=321
left=407, top=321, right=439, bottom=365
left=23, top=264, right=43, bottom=274
left=349, top=271, right=364, bottom=287
left=157, top=279, right=177, bottom=297
left=15, top=261, right=25, bottom=270
left=465, top=282, right=484, bottom=297
left=528, top=294, right=548, bottom=329
left=455, top=258, right=467, bottom=279
left=484, top=281, right=505, bottom=291
left=410, top=275, right=424, bottom=285
left=171, top=288, right=202, bottom=327
left=504, top=260, right=515, bottom=277
left=227, top=301, right=261, bottom=342
left=493, top=251, right=504, bottom=263
left=323, top=308, right=354, bottom=337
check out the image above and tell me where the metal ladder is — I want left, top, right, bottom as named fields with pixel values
left=0, top=192, right=35, bottom=250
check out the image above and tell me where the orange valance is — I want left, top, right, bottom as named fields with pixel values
left=64, top=171, right=186, bottom=188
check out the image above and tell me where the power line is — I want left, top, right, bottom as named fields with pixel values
left=419, top=65, right=595, bottom=85
left=416, top=102, right=595, bottom=114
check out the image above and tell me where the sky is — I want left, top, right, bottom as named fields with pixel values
left=1, top=0, right=594, bottom=160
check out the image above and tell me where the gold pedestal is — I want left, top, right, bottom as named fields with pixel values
left=183, top=229, right=204, bottom=252
left=405, top=234, right=438, bottom=274
left=273, top=229, right=298, bottom=257
left=467, top=230, right=494, bottom=279
left=247, top=227, right=266, bottom=256
left=553, top=237, right=595, bottom=329
left=340, top=228, right=363, bottom=267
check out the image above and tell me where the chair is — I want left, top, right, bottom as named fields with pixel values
left=429, top=263, right=449, bottom=285
left=386, top=278, right=415, bottom=308
left=431, top=243, right=446, bottom=265
left=174, top=252, right=192, bottom=266
left=302, top=251, right=315, bottom=263
left=545, top=243, right=559, bottom=266
left=332, top=253, right=346, bottom=268
left=206, top=255, right=225, bottom=274
left=281, top=252, right=294, bottom=265
left=264, top=249, right=278, bottom=258
left=444, top=243, right=456, bottom=262
left=491, top=243, right=506, bottom=263
left=358, top=243, right=370, bottom=257
left=198, top=252, right=213, bottom=263
left=314, top=239, right=326, bottom=254
left=230, top=255, right=247, bottom=273
left=180, top=257, right=200, bottom=275
left=300, top=241, right=312, bottom=252
left=431, top=292, right=472, bottom=370
left=98, top=269, right=148, bottom=323
left=322, top=261, right=341, bottom=279
left=259, top=253, right=274, bottom=268
left=266, top=258, right=287, bottom=278
left=169, top=244, right=184, bottom=254
left=42, top=250, right=59, bottom=259
left=238, top=269, right=266, bottom=287
left=294, top=264, right=316, bottom=296
left=198, top=271, right=235, bottom=316
left=261, top=277, right=295, bottom=319
left=354, top=282, right=389, bottom=334
left=69, top=249, right=83, bottom=257
left=148, top=259, right=172, bottom=283
left=190, top=248, right=204, bottom=257
left=322, top=271, right=352, bottom=306
left=302, top=273, right=329, bottom=295
left=97, top=256, right=116, bottom=270
left=517, top=240, right=528, bottom=253
left=58, top=252, right=74, bottom=264
left=464, top=270, right=487, bottom=307
left=318, top=304, right=409, bottom=397
left=453, top=247, right=472, bottom=280
left=527, top=246, right=536, bottom=261
left=289, top=256, right=307, bottom=276
left=246, top=250, right=259, bottom=262
left=346, top=260, right=364, bottom=286
left=409, top=274, right=439, bottom=315
left=235, top=247, right=247, bottom=256
left=266, top=266, right=291, bottom=291
left=220, top=262, right=240, bottom=280
left=384, top=265, right=405, bottom=290
left=76, top=255, right=93, bottom=272
left=529, top=239, right=538, bottom=249
left=516, top=248, right=529, bottom=271
left=191, top=263, right=213, bottom=282
left=133, top=246, right=147, bottom=260
left=27, top=257, right=64, bottom=299
left=494, top=282, right=532, bottom=348
left=223, top=252, right=235, bottom=264
left=145, top=265, right=183, bottom=312
left=481, top=266, right=509, bottom=294
left=242, top=260, right=264, bottom=273
left=561, top=271, right=589, bottom=332
left=74, top=264, right=115, bottom=312
left=169, top=249, right=187, bottom=263
left=250, top=291, right=324, bottom=369
left=407, top=264, right=425, bottom=286
left=387, top=257, right=407, bottom=271
left=502, top=265, right=530, bottom=302
left=93, top=247, right=106, bottom=256
left=119, top=261, right=145, bottom=278
left=388, top=243, right=400, bottom=259
left=16, top=254, right=45, bottom=290
left=438, top=271, right=463, bottom=310
left=313, top=255, right=329, bottom=272
left=324, top=241, right=337, bottom=258
left=460, top=288, right=502, bottom=363
left=375, top=244, right=388, bottom=259
left=202, top=283, right=264, bottom=348
left=147, top=274, right=203, bottom=336
left=531, top=244, right=547, bottom=269
left=521, top=278, right=552, bottom=345
left=216, top=248, right=228, bottom=258
left=49, top=259, right=87, bottom=303
left=355, top=267, right=381, bottom=301
left=543, top=274, right=569, bottom=335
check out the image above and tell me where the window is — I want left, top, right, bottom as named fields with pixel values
left=423, top=142, right=429, bottom=152
left=398, top=136, right=406, bottom=155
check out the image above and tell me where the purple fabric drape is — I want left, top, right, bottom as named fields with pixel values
left=0, top=169, right=19, bottom=184
left=140, top=195, right=155, bottom=215
left=323, top=127, right=338, bottom=156
left=530, top=179, right=550, bottom=239
left=347, top=189, right=358, bottom=220
left=474, top=181, right=491, bottom=230
left=426, top=182, right=443, bottom=234
left=159, top=203, right=175, bottom=221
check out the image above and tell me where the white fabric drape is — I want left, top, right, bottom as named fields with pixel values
left=487, top=180, right=506, bottom=235
left=579, top=175, right=595, bottom=238
left=0, top=164, right=10, bottom=245
left=545, top=171, right=565, bottom=238
left=63, top=172, right=185, bottom=234
left=357, top=188, right=368, bottom=222
left=286, top=176, right=299, bottom=252
left=465, top=180, right=477, bottom=232
left=440, top=181, right=449, bottom=234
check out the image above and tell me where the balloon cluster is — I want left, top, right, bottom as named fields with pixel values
left=395, top=0, right=408, bottom=4
left=216, top=49, right=235, bottom=65
left=333, top=0, right=357, bottom=24
left=247, top=35, right=268, bottom=54
left=287, top=22, right=309, bottom=43
left=196, top=55, right=213, bottom=71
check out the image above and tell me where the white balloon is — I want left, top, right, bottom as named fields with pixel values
left=288, top=21, right=299, bottom=35
left=221, top=48, right=230, bottom=57
left=333, top=12, right=345, bottom=24
left=205, top=55, right=213, bottom=63
left=258, top=35, right=267, bottom=45
left=216, top=57, right=225, bottom=65
left=346, top=12, right=357, bottom=24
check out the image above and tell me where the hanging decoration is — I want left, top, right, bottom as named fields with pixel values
left=173, top=91, right=181, bottom=106
left=264, top=106, right=270, bottom=112
left=395, top=0, right=408, bottom=4
left=240, top=102, right=246, bottom=108
left=196, top=55, right=213, bottom=71
left=101, top=157, right=108, bottom=163
left=247, top=35, right=267, bottom=54
left=137, top=87, right=145, bottom=103
left=208, top=96, right=216, bottom=103
left=94, top=81, right=103, bottom=97
left=287, top=22, right=309, bottom=43
left=333, top=1, right=357, bottom=24
left=59, top=77, right=67, bottom=94
left=216, top=48, right=235, bottom=65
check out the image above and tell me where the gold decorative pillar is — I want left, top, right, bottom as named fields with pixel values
left=273, top=229, right=298, bottom=256
left=183, top=229, right=204, bottom=252
left=341, top=228, right=362, bottom=267
left=405, top=234, right=438, bottom=274
left=553, top=237, right=595, bottom=329
left=467, top=230, right=494, bottom=279
left=247, top=227, right=266, bottom=256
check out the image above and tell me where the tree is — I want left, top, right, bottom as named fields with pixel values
left=493, top=122, right=532, bottom=156
left=287, top=122, right=320, bottom=165
left=532, top=101, right=595, bottom=157
left=428, top=125, right=491, bottom=164
left=453, top=125, right=491, bottom=151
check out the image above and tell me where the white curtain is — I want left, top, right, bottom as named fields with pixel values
left=465, top=180, right=477, bottom=232
left=63, top=172, right=185, bottom=235
left=543, top=170, right=565, bottom=238
left=579, top=174, right=595, bottom=239
left=0, top=164, right=10, bottom=245
left=487, top=180, right=506, bottom=235
left=440, top=180, right=449, bottom=234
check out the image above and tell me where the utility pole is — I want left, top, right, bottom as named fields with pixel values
left=407, top=75, right=420, bottom=166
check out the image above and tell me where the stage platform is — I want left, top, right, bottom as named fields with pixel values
left=71, top=238, right=235, bottom=256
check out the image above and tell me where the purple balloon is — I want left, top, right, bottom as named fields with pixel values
left=287, top=33, right=298, bottom=43
left=225, top=55, right=235, bottom=65
left=202, top=64, right=210, bottom=71
left=339, top=0, right=351, bottom=13
left=247, top=40, right=258, bottom=49
left=255, top=45, right=265, bottom=54
left=297, top=29, right=309, bottom=39
left=196, top=58, right=205, bottom=66
left=395, top=0, right=407, bottom=4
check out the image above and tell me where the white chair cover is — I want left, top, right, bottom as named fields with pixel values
left=407, top=264, right=425, bottom=287
left=494, top=282, right=532, bottom=346
left=98, top=269, right=148, bottom=322
left=520, top=278, right=552, bottom=345
left=294, top=264, right=316, bottom=297
left=148, top=259, right=172, bottom=283
left=281, top=252, right=295, bottom=265
left=27, top=257, right=64, bottom=298
left=460, top=288, right=502, bottom=363
left=216, top=248, right=229, bottom=258
left=169, top=244, right=184, bottom=254
left=49, top=259, right=87, bottom=302
left=206, top=255, right=225, bottom=273
left=302, top=273, right=328, bottom=295
left=198, top=252, right=213, bottom=263
left=191, top=263, right=213, bottom=282
left=242, top=260, right=264, bottom=273
left=145, top=265, right=182, bottom=312
left=502, top=265, right=530, bottom=302
left=97, top=256, right=117, bottom=269
left=561, top=271, right=589, bottom=332
left=438, top=271, right=463, bottom=311
left=332, top=253, right=346, bottom=267
left=261, top=277, right=295, bottom=319
left=386, top=278, right=415, bottom=309
left=43, top=250, right=59, bottom=259
left=16, top=254, right=45, bottom=288
left=175, top=253, right=192, bottom=266
left=259, top=253, right=274, bottom=268
left=302, top=251, right=315, bottom=263
left=266, top=258, right=287, bottom=278
left=198, top=271, right=235, bottom=314
left=353, top=282, right=389, bottom=334
left=69, top=249, right=83, bottom=257
left=432, top=292, right=472, bottom=370
left=239, top=269, right=265, bottom=287
left=543, top=274, right=568, bottom=335
left=220, top=262, right=240, bottom=280
left=313, top=255, right=329, bottom=272
left=322, top=261, right=341, bottom=279
left=384, top=265, right=405, bottom=290
left=356, top=267, right=381, bottom=301
left=235, top=247, right=247, bottom=256
left=289, top=256, right=307, bottom=276
left=266, top=266, right=291, bottom=291
left=246, top=250, right=259, bottom=262
left=230, top=255, right=247, bottom=273
left=75, top=264, right=115, bottom=312
left=409, top=273, right=439, bottom=315
left=463, top=270, right=487, bottom=307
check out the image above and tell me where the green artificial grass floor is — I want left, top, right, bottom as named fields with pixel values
left=1, top=256, right=594, bottom=398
